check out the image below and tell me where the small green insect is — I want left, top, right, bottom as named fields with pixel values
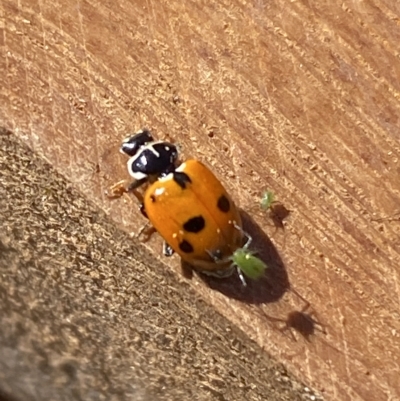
left=260, top=190, right=290, bottom=229
left=229, top=230, right=267, bottom=286
left=260, top=190, right=275, bottom=210
left=232, top=248, right=267, bottom=279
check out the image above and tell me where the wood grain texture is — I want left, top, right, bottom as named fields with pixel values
left=0, top=130, right=312, bottom=401
left=1, top=1, right=400, bottom=400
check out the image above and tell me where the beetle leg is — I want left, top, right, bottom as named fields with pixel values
left=127, top=180, right=147, bottom=204
left=163, top=242, right=174, bottom=257
left=139, top=203, right=148, bottom=219
left=106, top=180, right=130, bottom=199
left=127, top=178, right=147, bottom=192
left=106, top=178, right=146, bottom=204
left=137, top=223, right=157, bottom=242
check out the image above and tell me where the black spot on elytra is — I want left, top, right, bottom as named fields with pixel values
left=217, top=194, right=230, bottom=213
left=179, top=240, right=194, bottom=253
left=173, top=171, right=192, bottom=189
left=183, top=216, right=205, bottom=233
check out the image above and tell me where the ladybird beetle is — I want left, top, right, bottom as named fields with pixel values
left=109, top=129, right=266, bottom=284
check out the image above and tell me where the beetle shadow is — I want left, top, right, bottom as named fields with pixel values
left=260, top=290, right=327, bottom=342
left=189, top=209, right=290, bottom=304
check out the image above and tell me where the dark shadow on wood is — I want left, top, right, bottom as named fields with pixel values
left=0, top=389, right=19, bottom=401
left=268, top=202, right=291, bottom=231
left=260, top=289, right=327, bottom=341
left=261, top=309, right=327, bottom=342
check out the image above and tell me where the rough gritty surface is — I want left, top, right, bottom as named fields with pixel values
left=0, top=130, right=316, bottom=401
left=1, top=1, right=400, bottom=400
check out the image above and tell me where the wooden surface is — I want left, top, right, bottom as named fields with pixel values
left=1, top=1, right=400, bottom=400
left=0, top=130, right=310, bottom=401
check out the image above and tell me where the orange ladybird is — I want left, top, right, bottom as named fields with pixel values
left=144, top=159, right=243, bottom=276
left=110, top=129, right=266, bottom=284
